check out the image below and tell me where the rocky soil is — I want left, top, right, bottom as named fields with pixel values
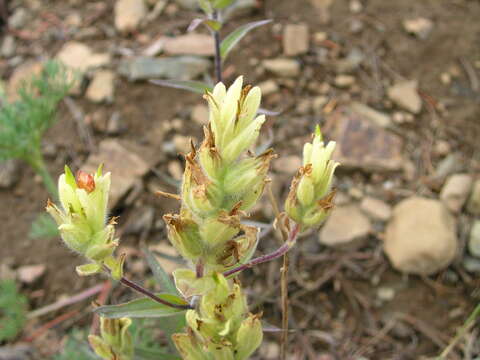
left=1, top=0, right=480, bottom=359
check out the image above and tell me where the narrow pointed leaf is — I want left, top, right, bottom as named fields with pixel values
left=213, top=0, right=234, bottom=9
left=94, top=294, right=187, bottom=318
left=150, top=79, right=213, bottom=94
left=144, top=247, right=179, bottom=295
left=220, top=19, right=272, bottom=60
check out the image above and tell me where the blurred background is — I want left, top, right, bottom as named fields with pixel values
left=0, top=0, right=479, bottom=359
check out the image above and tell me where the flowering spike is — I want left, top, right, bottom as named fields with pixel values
left=285, top=126, right=339, bottom=230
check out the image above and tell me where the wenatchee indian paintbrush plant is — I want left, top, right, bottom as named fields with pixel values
left=47, top=77, right=338, bottom=360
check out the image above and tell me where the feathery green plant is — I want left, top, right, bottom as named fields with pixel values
left=0, top=60, right=72, bottom=197
left=0, top=279, right=27, bottom=342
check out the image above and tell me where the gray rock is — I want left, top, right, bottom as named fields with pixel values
left=467, top=179, right=480, bottom=216
left=319, top=205, right=372, bottom=246
left=333, top=48, right=364, bottom=74
left=9, top=8, right=28, bottom=29
left=349, top=102, right=391, bottom=128
left=463, top=256, right=480, bottom=274
left=468, top=220, right=480, bottom=258
left=114, top=0, right=147, bottom=33
left=118, top=56, right=210, bottom=81
left=385, top=197, right=457, bottom=275
left=262, top=58, right=300, bottom=77
left=1, top=35, right=16, bottom=58
left=431, top=153, right=463, bottom=183
left=0, top=160, right=22, bottom=188
left=387, top=80, right=422, bottom=114
left=0, top=344, right=33, bottom=360
left=439, top=173, right=472, bottom=213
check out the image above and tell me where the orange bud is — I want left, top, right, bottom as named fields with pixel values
left=76, top=170, right=95, bottom=193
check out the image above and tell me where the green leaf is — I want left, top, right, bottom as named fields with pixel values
left=94, top=294, right=188, bottom=319
left=198, top=0, right=213, bottom=14
left=144, top=248, right=179, bottom=295
left=188, top=18, right=222, bottom=32
left=135, top=347, right=182, bottom=360
left=220, top=19, right=272, bottom=60
left=29, top=213, right=59, bottom=239
left=150, top=79, right=213, bottom=94
left=213, top=0, right=234, bottom=9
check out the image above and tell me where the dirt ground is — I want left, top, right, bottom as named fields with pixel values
left=1, top=0, right=480, bottom=359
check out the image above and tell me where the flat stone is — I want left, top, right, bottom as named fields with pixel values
left=439, top=173, right=473, bottom=213
left=403, top=17, right=434, bottom=40
left=334, top=74, right=355, bottom=88
left=191, top=104, right=209, bottom=125
left=9, top=8, right=28, bottom=29
left=82, top=139, right=149, bottom=206
left=360, top=197, right=392, bottom=221
left=1, top=35, right=16, bottom=58
left=387, top=80, right=422, bottom=114
left=86, top=70, right=115, bottom=103
left=262, top=58, right=300, bottom=77
left=468, top=220, right=480, bottom=258
left=17, top=264, right=46, bottom=284
left=319, top=205, right=372, bottom=246
left=0, top=160, right=22, bottom=188
left=467, top=179, right=480, bottom=216
left=114, top=0, right=147, bottom=33
left=7, top=61, right=44, bottom=101
left=272, top=155, right=302, bottom=175
left=385, top=197, right=457, bottom=275
left=333, top=48, right=364, bottom=74
left=258, top=80, right=279, bottom=96
left=324, top=106, right=404, bottom=172
left=172, top=134, right=191, bottom=154
left=283, top=24, right=309, bottom=56
left=56, top=42, right=110, bottom=73
left=118, top=56, right=210, bottom=81
left=349, top=102, right=391, bottom=128
left=163, top=34, right=215, bottom=56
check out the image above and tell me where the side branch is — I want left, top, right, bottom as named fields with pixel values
left=223, top=223, right=300, bottom=277
left=119, top=276, right=192, bottom=310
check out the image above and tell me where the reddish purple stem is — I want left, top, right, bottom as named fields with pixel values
left=223, top=223, right=300, bottom=277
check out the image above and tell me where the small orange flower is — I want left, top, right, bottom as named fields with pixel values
left=76, top=170, right=95, bottom=193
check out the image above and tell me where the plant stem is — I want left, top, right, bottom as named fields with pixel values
left=28, top=149, right=57, bottom=199
left=223, top=223, right=300, bottom=278
left=280, top=252, right=289, bottom=360
left=212, top=10, right=223, bottom=83
left=119, top=276, right=192, bottom=310
left=437, top=303, right=480, bottom=359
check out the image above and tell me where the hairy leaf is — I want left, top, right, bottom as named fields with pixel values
left=150, top=79, right=213, bottom=94
left=144, top=248, right=179, bottom=295
left=94, top=294, right=188, bottom=318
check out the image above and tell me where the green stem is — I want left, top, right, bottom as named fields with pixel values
left=27, top=149, right=57, bottom=199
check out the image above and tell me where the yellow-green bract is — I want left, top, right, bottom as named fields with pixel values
left=46, top=165, right=124, bottom=279
left=285, top=126, right=340, bottom=229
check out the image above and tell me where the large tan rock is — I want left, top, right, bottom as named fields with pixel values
left=385, top=197, right=457, bottom=275
left=114, top=0, right=147, bottom=33
left=319, top=205, right=371, bottom=247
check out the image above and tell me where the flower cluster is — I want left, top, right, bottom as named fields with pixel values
left=285, top=126, right=339, bottom=230
left=174, top=273, right=262, bottom=359
left=46, top=165, right=124, bottom=279
left=88, top=317, right=133, bottom=360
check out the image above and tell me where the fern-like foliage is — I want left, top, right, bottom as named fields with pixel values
left=0, top=61, right=72, bottom=163
left=0, top=279, right=27, bottom=342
